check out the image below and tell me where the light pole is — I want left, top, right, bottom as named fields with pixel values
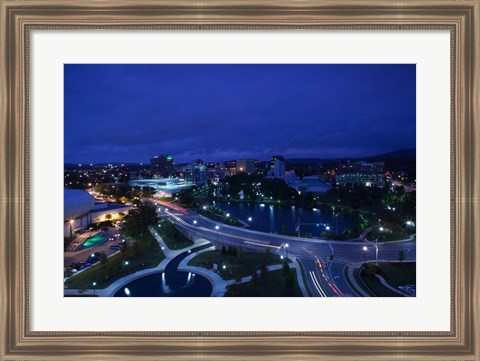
left=285, top=243, right=289, bottom=258
left=92, top=281, right=97, bottom=296
left=193, top=220, right=197, bottom=236
left=362, top=246, right=367, bottom=264
left=69, top=219, right=74, bottom=238
left=215, top=225, right=220, bottom=247
left=248, top=217, right=252, bottom=222
left=188, top=249, right=192, bottom=262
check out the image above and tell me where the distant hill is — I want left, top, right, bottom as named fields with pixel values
left=364, top=148, right=416, bottom=160
left=285, top=149, right=416, bottom=165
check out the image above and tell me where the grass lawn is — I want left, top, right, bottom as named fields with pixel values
left=375, top=262, right=416, bottom=287
left=357, top=270, right=400, bottom=297
left=155, top=220, right=194, bottom=250
left=225, top=269, right=302, bottom=297
left=188, top=249, right=283, bottom=280
left=356, top=262, right=416, bottom=297
left=197, top=209, right=243, bottom=227
left=65, top=232, right=165, bottom=290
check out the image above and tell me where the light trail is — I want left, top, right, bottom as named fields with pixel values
left=243, top=240, right=281, bottom=250
left=304, top=247, right=345, bottom=297
left=309, top=271, right=327, bottom=297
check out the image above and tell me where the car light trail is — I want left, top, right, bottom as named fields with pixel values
left=309, top=271, right=327, bottom=297
left=243, top=240, right=280, bottom=250
left=304, top=247, right=346, bottom=297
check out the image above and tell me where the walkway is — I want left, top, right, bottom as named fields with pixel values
left=345, top=261, right=373, bottom=297
left=345, top=259, right=416, bottom=297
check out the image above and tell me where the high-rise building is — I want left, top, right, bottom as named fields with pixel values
left=184, top=160, right=207, bottom=186
left=236, top=159, right=256, bottom=174
left=150, top=155, right=174, bottom=177
left=268, top=155, right=286, bottom=179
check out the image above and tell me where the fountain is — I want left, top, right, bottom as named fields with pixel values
left=161, top=273, right=171, bottom=294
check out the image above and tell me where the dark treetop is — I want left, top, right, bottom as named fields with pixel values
left=64, top=64, right=415, bottom=164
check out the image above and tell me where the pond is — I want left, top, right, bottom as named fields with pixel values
left=214, top=201, right=354, bottom=237
left=114, top=249, right=213, bottom=297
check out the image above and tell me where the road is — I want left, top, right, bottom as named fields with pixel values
left=155, top=201, right=416, bottom=297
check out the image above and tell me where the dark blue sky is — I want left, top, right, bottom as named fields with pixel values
left=64, top=64, right=416, bottom=164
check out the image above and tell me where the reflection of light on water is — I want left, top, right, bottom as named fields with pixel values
left=124, top=287, right=131, bottom=296
left=161, top=273, right=171, bottom=294
left=186, top=272, right=196, bottom=286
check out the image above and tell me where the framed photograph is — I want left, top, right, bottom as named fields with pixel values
left=1, top=0, right=478, bottom=360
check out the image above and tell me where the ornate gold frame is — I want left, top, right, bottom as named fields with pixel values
left=1, top=1, right=479, bottom=360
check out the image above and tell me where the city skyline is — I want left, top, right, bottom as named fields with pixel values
left=65, top=64, right=416, bottom=164
left=64, top=147, right=415, bottom=166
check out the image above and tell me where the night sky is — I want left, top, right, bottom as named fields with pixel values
left=64, top=64, right=416, bottom=164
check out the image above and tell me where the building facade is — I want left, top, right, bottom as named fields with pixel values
left=268, top=155, right=286, bottom=179
left=184, top=162, right=208, bottom=186
left=236, top=159, right=256, bottom=174
left=335, top=161, right=385, bottom=187
left=64, top=189, right=95, bottom=237
left=150, top=155, right=174, bottom=177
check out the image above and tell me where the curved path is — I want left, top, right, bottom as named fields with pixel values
left=157, top=202, right=416, bottom=297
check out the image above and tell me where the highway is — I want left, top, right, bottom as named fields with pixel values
left=155, top=201, right=416, bottom=297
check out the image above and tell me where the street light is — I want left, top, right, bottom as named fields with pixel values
left=362, top=246, right=368, bottom=263
left=188, top=249, right=192, bottom=262
left=248, top=217, right=252, bottom=222
left=285, top=243, right=289, bottom=258
left=193, top=220, right=197, bottom=236
left=215, top=225, right=220, bottom=246
left=92, top=281, right=97, bottom=295
left=125, top=261, right=129, bottom=266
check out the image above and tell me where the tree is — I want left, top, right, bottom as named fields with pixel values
left=398, top=250, right=406, bottom=262
left=281, top=224, right=291, bottom=235
left=120, top=204, right=159, bottom=246
left=260, top=263, right=268, bottom=278
left=100, top=252, right=108, bottom=265
left=237, top=247, right=245, bottom=263
left=265, top=247, right=271, bottom=261
left=283, top=260, right=290, bottom=275
left=177, top=189, right=195, bottom=206
left=285, top=271, right=295, bottom=296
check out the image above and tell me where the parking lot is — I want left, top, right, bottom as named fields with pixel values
left=64, top=225, right=125, bottom=274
